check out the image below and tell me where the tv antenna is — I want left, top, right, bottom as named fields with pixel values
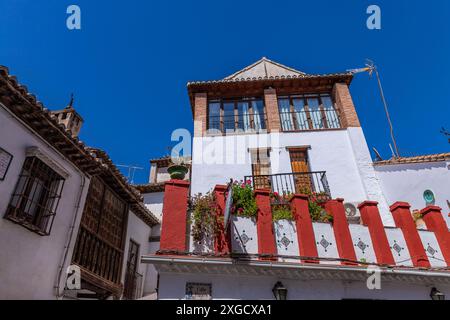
left=440, top=127, right=450, bottom=143
left=116, top=164, right=144, bottom=184
left=347, top=59, right=401, bottom=158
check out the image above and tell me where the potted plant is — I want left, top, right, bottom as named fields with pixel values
left=189, top=191, right=220, bottom=253
left=167, top=161, right=188, bottom=180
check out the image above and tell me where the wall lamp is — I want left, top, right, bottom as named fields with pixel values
left=272, top=281, right=288, bottom=300
left=430, top=287, right=445, bottom=300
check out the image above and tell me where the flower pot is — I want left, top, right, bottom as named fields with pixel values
left=167, top=164, right=188, bottom=180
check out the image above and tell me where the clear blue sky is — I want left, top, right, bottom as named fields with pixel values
left=1, top=0, right=449, bottom=184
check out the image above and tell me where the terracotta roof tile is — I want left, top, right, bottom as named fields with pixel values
left=374, top=153, right=450, bottom=166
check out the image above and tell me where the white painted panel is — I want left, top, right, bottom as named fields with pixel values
left=312, top=222, right=339, bottom=265
left=231, top=216, right=258, bottom=255
left=384, top=228, right=413, bottom=267
left=418, top=230, right=447, bottom=267
left=274, top=220, right=299, bottom=262
left=348, top=224, right=377, bottom=264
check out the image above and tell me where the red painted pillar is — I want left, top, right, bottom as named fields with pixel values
left=421, top=206, right=450, bottom=265
left=255, top=189, right=277, bottom=260
left=290, top=194, right=318, bottom=263
left=324, top=199, right=357, bottom=265
left=358, top=201, right=395, bottom=265
left=390, top=202, right=430, bottom=268
left=159, top=180, right=190, bottom=253
left=214, top=184, right=231, bottom=255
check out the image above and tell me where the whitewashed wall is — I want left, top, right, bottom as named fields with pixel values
left=0, top=105, right=90, bottom=299
left=158, top=272, right=450, bottom=300
left=143, top=192, right=164, bottom=220
left=121, top=210, right=154, bottom=299
left=375, top=161, right=450, bottom=228
left=191, top=129, right=393, bottom=224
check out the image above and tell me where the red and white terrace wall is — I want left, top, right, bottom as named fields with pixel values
left=144, top=180, right=450, bottom=300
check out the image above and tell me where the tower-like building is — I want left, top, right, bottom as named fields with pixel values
left=188, top=57, right=392, bottom=225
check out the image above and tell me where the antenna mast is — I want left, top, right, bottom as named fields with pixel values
left=116, top=164, right=144, bottom=184
left=348, top=60, right=401, bottom=158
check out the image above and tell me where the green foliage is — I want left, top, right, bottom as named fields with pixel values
left=231, top=180, right=258, bottom=218
left=272, top=207, right=294, bottom=221
left=189, top=192, right=220, bottom=243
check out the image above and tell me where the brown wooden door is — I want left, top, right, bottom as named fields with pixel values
left=289, top=149, right=312, bottom=194
left=251, top=149, right=271, bottom=190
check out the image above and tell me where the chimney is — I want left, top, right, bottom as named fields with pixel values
left=51, top=94, right=84, bottom=138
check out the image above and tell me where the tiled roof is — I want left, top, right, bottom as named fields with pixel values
left=187, top=71, right=353, bottom=87
left=0, top=65, right=159, bottom=226
left=134, top=182, right=166, bottom=193
left=374, top=153, right=450, bottom=166
left=187, top=57, right=352, bottom=86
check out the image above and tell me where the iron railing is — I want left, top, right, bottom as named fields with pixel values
left=207, top=113, right=266, bottom=133
left=244, top=171, right=331, bottom=200
left=279, top=108, right=341, bottom=131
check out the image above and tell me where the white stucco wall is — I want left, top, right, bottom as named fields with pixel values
left=191, top=129, right=393, bottom=223
left=122, top=210, right=153, bottom=299
left=374, top=161, right=450, bottom=228
left=143, top=192, right=164, bottom=221
left=158, top=272, right=450, bottom=300
left=0, top=105, right=90, bottom=300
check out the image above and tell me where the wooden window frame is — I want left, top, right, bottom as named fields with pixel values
left=278, top=93, right=341, bottom=132
left=207, top=97, right=267, bottom=135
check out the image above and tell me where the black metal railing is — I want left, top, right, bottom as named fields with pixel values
left=244, top=171, right=331, bottom=200
left=279, top=108, right=341, bottom=131
left=208, top=113, right=266, bottom=133
left=123, top=268, right=143, bottom=300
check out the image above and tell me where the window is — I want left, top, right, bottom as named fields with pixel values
left=207, top=98, right=266, bottom=134
left=250, top=148, right=271, bottom=190
left=423, top=190, right=435, bottom=206
left=278, top=94, right=340, bottom=131
left=5, top=156, right=65, bottom=235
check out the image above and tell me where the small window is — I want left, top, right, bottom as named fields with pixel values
left=423, top=190, right=435, bottom=206
left=4, top=157, right=65, bottom=235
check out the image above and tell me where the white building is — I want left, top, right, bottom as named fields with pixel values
left=0, top=66, right=159, bottom=300
left=374, top=154, right=450, bottom=227
left=143, top=58, right=450, bottom=300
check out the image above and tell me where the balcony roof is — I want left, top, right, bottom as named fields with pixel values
left=142, top=254, right=450, bottom=284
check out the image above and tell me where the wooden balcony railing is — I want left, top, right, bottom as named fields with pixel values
left=72, top=226, right=123, bottom=285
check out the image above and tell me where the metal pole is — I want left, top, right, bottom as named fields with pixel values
left=373, top=67, right=401, bottom=157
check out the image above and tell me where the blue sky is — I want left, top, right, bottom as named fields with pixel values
left=1, top=0, right=449, bottom=184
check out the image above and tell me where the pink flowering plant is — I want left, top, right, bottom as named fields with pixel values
left=231, top=180, right=258, bottom=218
left=189, top=191, right=221, bottom=243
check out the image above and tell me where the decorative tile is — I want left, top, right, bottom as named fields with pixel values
left=390, top=240, right=404, bottom=256
left=317, top=235, right=332, bottom=252
left=425, top=243, right=438, bottom=257
left=277, top=233, right=293, bottom=250
left=355, top=238, right=369, bottom=254
left=235, top=229, right=252, bottom=248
